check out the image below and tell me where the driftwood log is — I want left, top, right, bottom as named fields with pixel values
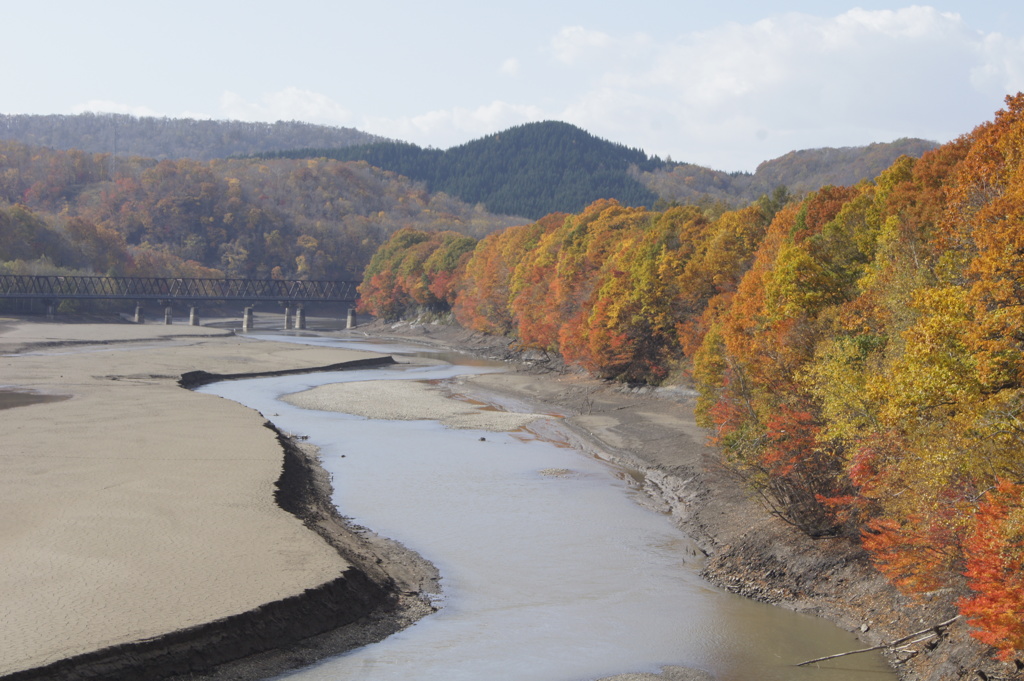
left=796, top=616, right=961, bottom=667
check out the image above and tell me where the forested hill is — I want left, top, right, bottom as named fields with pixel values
left=641, top=137, right=938, bottom=205
left=0, top=113, right=387, bottom=161
left=266, top=121, right=663, bottom=220
left=0, top=140, right=523, bottom=285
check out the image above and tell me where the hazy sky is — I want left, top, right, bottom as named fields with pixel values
left=4, top=1, right=1023, bottom=171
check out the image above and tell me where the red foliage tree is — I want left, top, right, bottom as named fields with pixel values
left=960, top=480, right=1024, bottom=661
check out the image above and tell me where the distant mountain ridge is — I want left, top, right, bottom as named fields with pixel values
left=0, top=113, right=939, bottom=219
left=0, top=112, right=386, bottom=161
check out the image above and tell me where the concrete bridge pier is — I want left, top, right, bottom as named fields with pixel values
left=164, top=306, right=173, bottom=325
left=284, top=306, right=294, bottom=330
left=346, top=308, right=357, bottom=329
left=242, top=307, right=254, bottom=332
left=189, top=306, right=200, bottom=326
left=134, top=304, right=145, bottom=324
left=296, top=308, right=306, bottom=330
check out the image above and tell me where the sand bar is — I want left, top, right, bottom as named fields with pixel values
left=0, top=321, right=387, bottom=677
left=282, top=379, right=552, bottom=431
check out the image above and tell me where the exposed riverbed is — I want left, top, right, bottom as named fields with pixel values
left=201, top=335, right=895, bottom=681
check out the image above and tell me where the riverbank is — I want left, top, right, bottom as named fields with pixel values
left=0, top=318, right=439, bottom=681
left=357, top=319, right=1008, bottom=681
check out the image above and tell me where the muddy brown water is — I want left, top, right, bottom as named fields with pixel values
left=204, top=335, right=896, bottom=681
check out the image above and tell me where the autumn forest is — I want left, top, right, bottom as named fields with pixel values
left=0, top=142, right=522, bottom=286
left=356, top=95, right=1024, bottom=661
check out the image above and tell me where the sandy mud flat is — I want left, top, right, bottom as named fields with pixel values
left=0, top=319, right=430, bottom=681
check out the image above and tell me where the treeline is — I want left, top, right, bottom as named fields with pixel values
left=265, top=121, right=663, bottom=219
left=0, top=140, right=522, bottom=281
left=0, top=113, right=386, bottom=161
left=356, top=94, right=1024, bottom=662
left=359, top=193, right=785, bottom=383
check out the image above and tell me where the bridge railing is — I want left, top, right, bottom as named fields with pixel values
left=0, top=275, right=360, bottom=303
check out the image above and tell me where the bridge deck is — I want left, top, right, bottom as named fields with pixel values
left=0, top=275, right=359, bottom=303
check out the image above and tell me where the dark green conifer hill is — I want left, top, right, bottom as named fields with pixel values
left=266, top=121, right=664, bottom=220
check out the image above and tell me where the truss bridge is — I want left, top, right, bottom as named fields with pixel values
left=0, top=275, right=362, bottom=329
left=0, top=275, right=359, bottom=303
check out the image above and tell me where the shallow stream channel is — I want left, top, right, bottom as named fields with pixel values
left=200, top=334, right=895, bottom=681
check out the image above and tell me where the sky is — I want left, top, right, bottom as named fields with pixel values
left=3, top=1, right=1024, bottom=172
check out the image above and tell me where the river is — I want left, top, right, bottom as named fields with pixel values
left=200, top=334, right=895, bottom=681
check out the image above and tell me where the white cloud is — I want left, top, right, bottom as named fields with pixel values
left=500, top=58, right=520, bottom=76
left=550, top=26, right=613, bottom=64
left=543, top=7, right=1024, bottom=170
left=220, top=87, right=352, bottom=125
left=973, top=31, right=1024, bottom=94
left=70, top=100, right=161, bottom=117
left=178, top=110, right=216, bottom=121
left=366, top=101, right=545, bottom=149
left=836, top=6, right=962, bottom=40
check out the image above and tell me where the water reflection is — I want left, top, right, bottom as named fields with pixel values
left=201, top=342, right=894, bottom=681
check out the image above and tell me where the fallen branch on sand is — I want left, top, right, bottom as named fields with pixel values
left=796, top=616, right=961, bottom=667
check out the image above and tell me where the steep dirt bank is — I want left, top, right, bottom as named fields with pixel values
left=157, top=423, right=441, bottom=681
left=358, top=319, right=1014, bottom=681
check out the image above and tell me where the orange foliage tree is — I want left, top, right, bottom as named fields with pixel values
left=454, top=216, right=561, bottom=335
left=357, top=227, right=477, bottom=320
